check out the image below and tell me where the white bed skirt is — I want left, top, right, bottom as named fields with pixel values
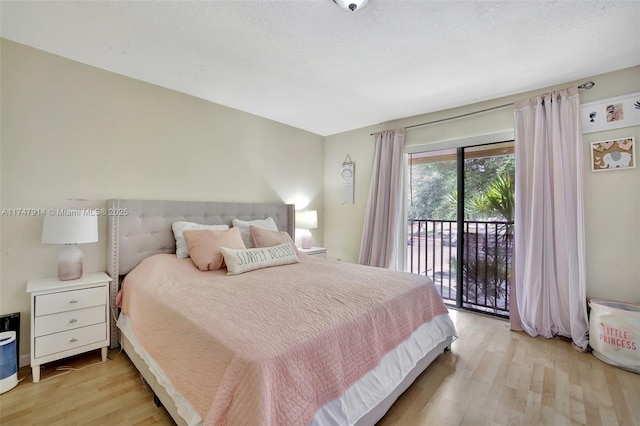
left=118, top=313, right=456, bottom=425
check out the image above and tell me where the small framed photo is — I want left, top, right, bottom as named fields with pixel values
left=590, top=137, right=635, bottom=172
left=581, top=92, right=640, bottom=134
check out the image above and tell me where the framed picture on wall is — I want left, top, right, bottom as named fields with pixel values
left=590, top=137, right=635, bottom=172
left=581, top=92, right=640, bottom=134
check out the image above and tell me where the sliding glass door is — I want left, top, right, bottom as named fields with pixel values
left=407, top=141, right=514, bottom=317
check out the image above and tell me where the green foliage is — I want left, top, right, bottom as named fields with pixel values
left=408, top=152, right=515, bottom=222
left=450, top=223, right=513, bottom=313
left=408, top=160, right=457, bottom=220
left=468, top=173, right=515, bottom=221
left=452, top=246, right=510, bottom=311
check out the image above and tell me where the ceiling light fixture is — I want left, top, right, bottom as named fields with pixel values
left=333, top=0, right=369, bottom=12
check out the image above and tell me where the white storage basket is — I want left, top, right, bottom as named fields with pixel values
left=588, top=299, right=639, bottom=374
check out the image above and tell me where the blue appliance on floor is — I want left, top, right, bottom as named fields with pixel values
left=0, top=331, right=18, bottom=393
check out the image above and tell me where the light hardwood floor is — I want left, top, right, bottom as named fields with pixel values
left=1, top=310, right=637, bottom=426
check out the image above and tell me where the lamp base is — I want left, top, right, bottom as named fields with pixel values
left=58, top=244, right=83, bottom=281
left=300, top=230, right=313, bottom=250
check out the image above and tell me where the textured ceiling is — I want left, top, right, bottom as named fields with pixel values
left=2, top=1, right=639, bottom=136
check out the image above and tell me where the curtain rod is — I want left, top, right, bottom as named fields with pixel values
left=371, top=81, right=595, bottom=135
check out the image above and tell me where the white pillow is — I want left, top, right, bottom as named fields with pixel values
left=220, top=242, right=299, bottom=275
left=172, top=221, right=229, bottom=259
left=232, top=217, right=278, bottom=248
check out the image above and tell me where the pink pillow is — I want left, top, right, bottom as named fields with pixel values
left=249, top=225, right=299, bottom=254
left=184, top=227, right=246, bottom=271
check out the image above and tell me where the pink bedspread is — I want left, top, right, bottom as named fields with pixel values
left=120, top=254, right=450, bottom=425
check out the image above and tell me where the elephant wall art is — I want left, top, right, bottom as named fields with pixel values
left=591, top=138, right=635, bottom=172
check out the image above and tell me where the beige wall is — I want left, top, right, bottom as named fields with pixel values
left=324, top=66, right=640, bottom=304
left=0, top=39, right=325, bottom=362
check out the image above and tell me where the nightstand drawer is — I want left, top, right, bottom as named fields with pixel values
left=35, top=286, right=106, bottom=316
left=34, top=305, right=106, bottom=337
left=34, top=323, right=106, bottom=358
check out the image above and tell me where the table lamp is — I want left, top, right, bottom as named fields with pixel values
left=295, top=210, right=317, bottom=249
left=41, top=210, right=98, bottom=280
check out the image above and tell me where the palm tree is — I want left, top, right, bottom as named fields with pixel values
left=445, top=174, right=514, bottom=221
left=467, top=173, right=514, bottom=221
left=452, top=172, right=514, bottom=313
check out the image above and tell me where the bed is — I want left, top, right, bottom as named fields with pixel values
left=107, top=199, right=457, bottom=426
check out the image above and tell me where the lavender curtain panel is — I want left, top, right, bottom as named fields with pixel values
left=512, top=87, right=589, bottom=351
left=358, top=129, right=405, bottom=270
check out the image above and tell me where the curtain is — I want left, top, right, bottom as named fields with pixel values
left=512, top=87, right=589, bottom=351
left=358, top=129, right=405, bottom=270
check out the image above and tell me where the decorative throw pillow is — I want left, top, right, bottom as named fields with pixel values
left=231, top=217, right=278, bottom=248
left=249, top=225, right=299, bottom=254
left=172, top=221, right=229, bottom=259
left=219, top=242, right=299, bottom=275
left=184, top=227, right=246, bottom=271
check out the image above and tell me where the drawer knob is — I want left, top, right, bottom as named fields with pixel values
left=69, top=318, right=78, bottom=324
left=69, top=300, right=78, bottom=304
left=69, top=338, right=78, bottom=343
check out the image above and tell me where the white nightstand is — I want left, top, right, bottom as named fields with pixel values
left=26, top=272, right=111, bottom=383
left=298, top=247, right=328, bottom=258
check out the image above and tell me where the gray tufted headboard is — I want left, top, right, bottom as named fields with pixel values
left=106, top=199, right=295, bottom=347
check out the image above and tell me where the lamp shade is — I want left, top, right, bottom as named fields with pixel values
left=296, top=210, right=318, bottom=230
left=41, top=210, right=98, bottom=244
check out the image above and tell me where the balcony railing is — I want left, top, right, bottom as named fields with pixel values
left=408, top=219, right=513, bottom=317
